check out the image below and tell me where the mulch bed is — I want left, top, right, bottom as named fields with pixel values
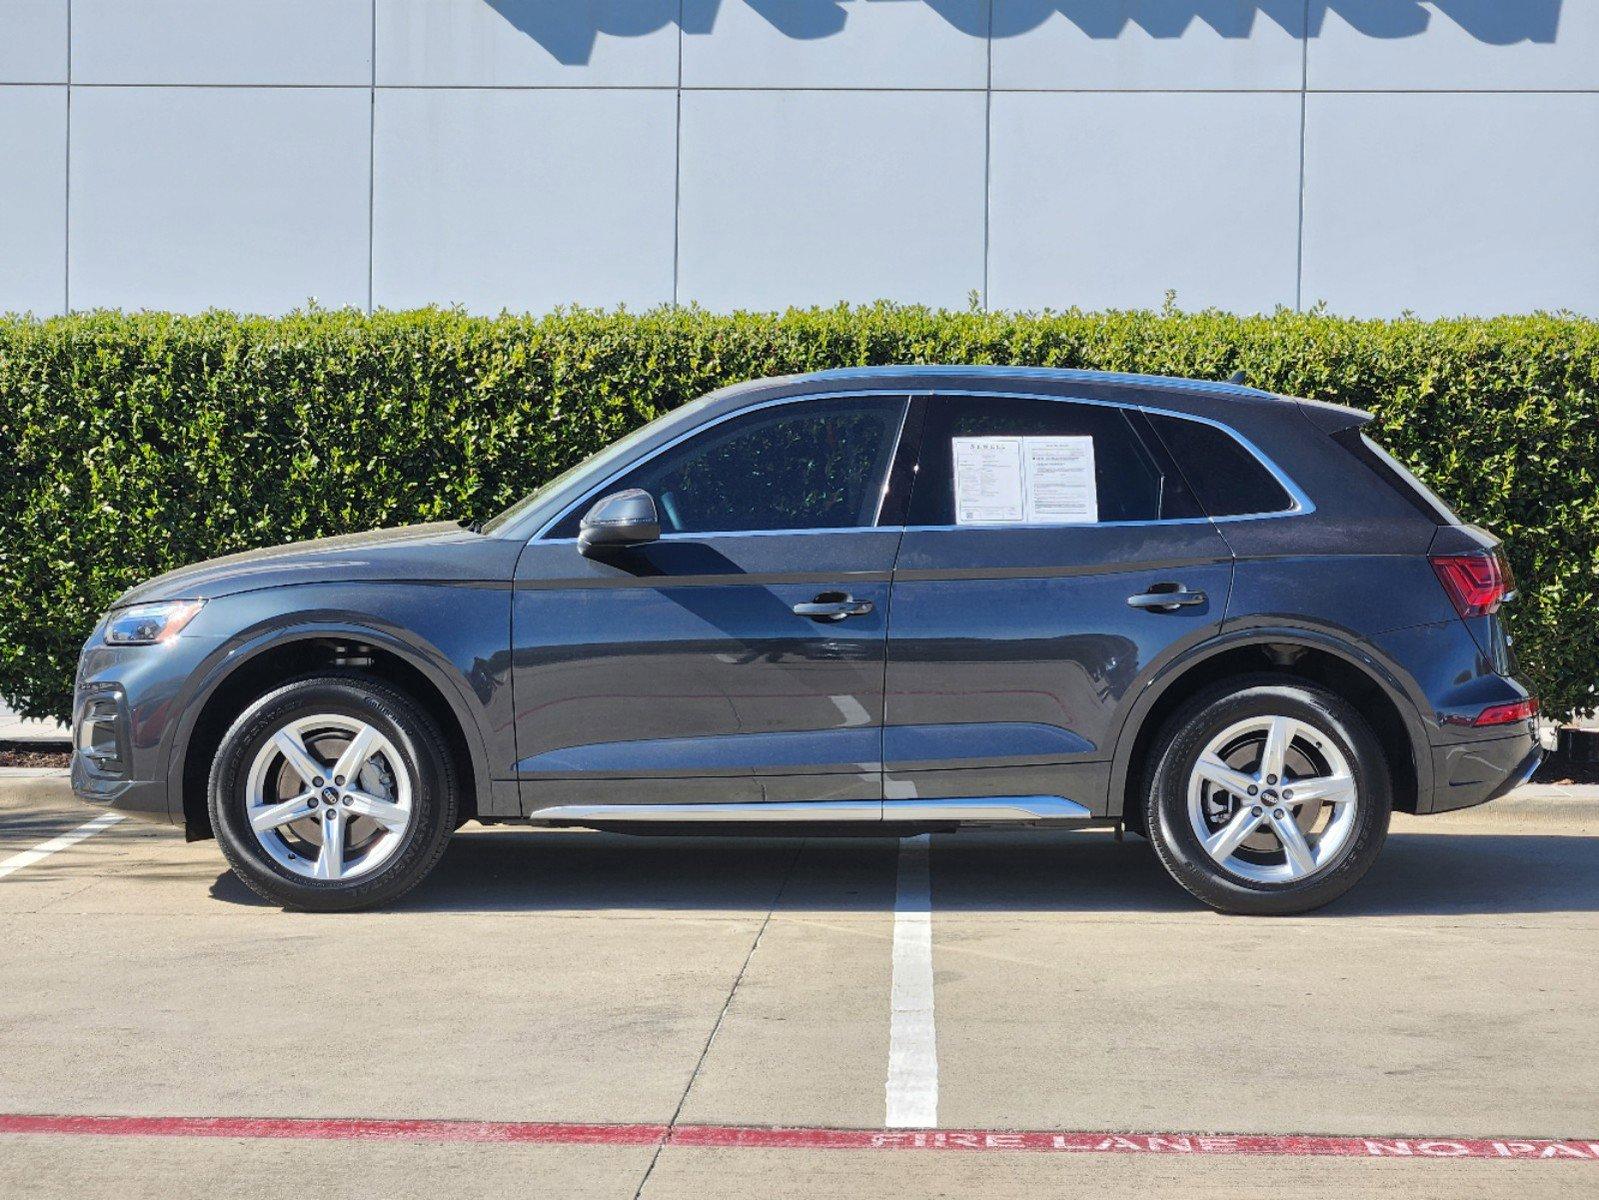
left=0, top=746, right=71, bottom=769
left=1532, top=758, right=1599, bottom=786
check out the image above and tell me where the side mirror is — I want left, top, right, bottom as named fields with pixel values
left=578, top=488, right=660, bottom=556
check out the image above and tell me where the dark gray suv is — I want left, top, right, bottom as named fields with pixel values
left=71, top=367, right=1542, bottom=914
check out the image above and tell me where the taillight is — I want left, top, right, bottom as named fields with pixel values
left=1430, top=551, right=1508, bottom=618
left=1473, top=698, right=1538, bottom=727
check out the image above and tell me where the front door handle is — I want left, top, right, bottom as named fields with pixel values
left=1127, top=584, right=1207, bottom=612
left=793, top=592, right=875, bottom=622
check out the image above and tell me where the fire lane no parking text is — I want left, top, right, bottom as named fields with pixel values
left=1, top=1114, right=1597, bottom=1162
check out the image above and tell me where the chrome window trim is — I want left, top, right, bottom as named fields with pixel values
left=532, top=387, right=1312, bottom=542
left=539, top=526, right=896, bottom=545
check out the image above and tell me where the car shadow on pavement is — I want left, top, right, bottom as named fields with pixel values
left=207, top=826, right=1599, bottom=917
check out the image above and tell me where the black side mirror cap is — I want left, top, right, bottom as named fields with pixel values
left=578, top=488, right=661, bottom=557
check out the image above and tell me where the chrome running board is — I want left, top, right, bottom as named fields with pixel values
left=529, top=796, right=1093, bottom=823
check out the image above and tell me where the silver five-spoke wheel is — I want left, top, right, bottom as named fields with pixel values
left=244, top=714, right=414, bottom=882
left=1186, top=713, right=1359, bottom=884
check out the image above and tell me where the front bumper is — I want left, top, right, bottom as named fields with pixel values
left=70, top=632, right=215, bottom=826
left=70, top=754, right=172, bottom=822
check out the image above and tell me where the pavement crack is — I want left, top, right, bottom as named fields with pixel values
left=632, top=838, right=806, bottom=1199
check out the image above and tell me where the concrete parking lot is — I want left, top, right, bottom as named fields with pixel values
left=2, top=773, right=1597, bottom=1199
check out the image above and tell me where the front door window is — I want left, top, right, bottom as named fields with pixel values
left=554, top=395, right=907, bottom=537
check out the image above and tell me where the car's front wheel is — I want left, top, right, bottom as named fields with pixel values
left=1143, top=676, right=1391, bottom=915
left=208, top=675, right=457, bottom=911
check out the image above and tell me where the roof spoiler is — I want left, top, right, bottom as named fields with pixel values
left=1220, top=369, right=1372, bottom=433
left=1296, top=396, right=1374, bottom=433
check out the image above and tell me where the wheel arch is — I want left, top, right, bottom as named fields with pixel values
left=1109, top=629, right=1433, bottom=827
left=168, top=622, right=491, bottom=841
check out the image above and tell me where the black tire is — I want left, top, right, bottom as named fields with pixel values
left=208, top=674, right=458, bottom=912
left=1142, top=675, right=1391, bottom=915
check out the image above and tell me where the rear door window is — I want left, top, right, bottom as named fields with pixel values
left=907, top=396, right=1201, bottom=526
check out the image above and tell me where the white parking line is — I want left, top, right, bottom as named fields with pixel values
left=0, top=811, right=125, bottom=879
left=886, top=832, right=938, bottom=1128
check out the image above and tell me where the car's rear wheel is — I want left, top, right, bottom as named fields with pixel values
left=1143, top=676, right=1391, bottom=915
left=208, top=675, right=457, bottom=911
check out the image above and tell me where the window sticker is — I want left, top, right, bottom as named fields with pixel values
left=952, top=437, right=1025, bottom=523
left=951, top=436, right=1097, bottom=525
left=1023, top=436, right=1097, bottom=524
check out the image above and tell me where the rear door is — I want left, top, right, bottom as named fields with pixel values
left=884, top=393, right=1235, bottom=814
left=511, top=394, right=909, bottom=814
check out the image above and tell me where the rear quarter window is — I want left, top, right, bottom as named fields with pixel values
left=1145, top=413, right=1296, bottom=518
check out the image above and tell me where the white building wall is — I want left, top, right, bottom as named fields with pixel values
left=1, top=0, right=1595, bottom=319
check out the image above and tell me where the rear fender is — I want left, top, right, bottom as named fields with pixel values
left=1107, top=626, right=1434, bottom=819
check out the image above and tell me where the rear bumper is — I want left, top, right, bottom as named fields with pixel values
left=1370, top=619, right=1540, bottom=815
left=1424, top=727, right=1543, bottom=814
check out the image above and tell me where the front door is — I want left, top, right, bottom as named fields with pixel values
left=884, top=393, right=1235, bottom=814
left=511, top=394, right=909, bottom=814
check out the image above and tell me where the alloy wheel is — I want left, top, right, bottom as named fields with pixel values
left=243, top=714, right=414, bottom=882
left=1185, top=714, right=1360, bottom=884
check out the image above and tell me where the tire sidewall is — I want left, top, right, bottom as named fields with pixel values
left=208, top=676, right=456, bottom=911
left=1146, top=678, right=1392, bottom=916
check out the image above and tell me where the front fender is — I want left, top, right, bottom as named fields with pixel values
left=164, top=599, right=505, bottom=834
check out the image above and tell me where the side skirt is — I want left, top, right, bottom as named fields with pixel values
left=521, top=796, right=1098, bottom=827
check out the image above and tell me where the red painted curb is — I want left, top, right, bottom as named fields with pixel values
left=0, top=1115, right=664, bottom=1146
left=1, top=1115, right=1596, bottom=1161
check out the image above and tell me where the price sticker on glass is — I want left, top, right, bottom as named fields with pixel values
left=952, top=436, right=1097, bottom=525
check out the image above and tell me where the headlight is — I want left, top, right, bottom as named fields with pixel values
left=103, top=600, right=206, bottom=646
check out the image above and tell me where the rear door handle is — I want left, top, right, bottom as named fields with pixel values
left=1127, top=584, right=1207, bottom=612
left=793, top=592, right=875, bottom=622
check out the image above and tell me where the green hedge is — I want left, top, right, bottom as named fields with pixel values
left=1, top=305, right=1595, bottom=720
